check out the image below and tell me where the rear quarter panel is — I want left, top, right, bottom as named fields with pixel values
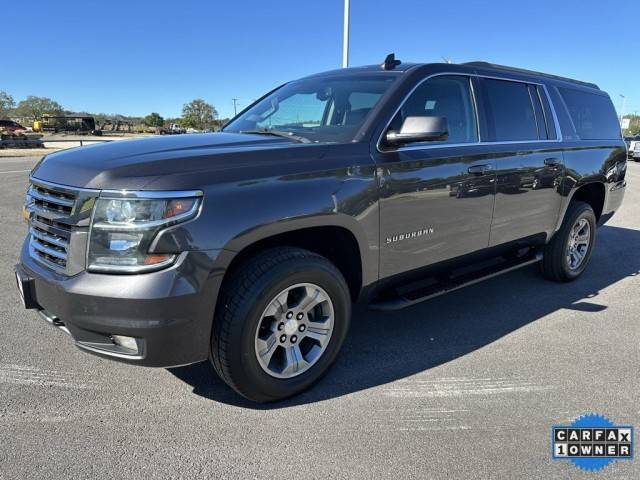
left=557, top=141, right=627, bottom=229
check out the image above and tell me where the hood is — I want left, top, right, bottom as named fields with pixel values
left=32, top=133, right=324, bottom=191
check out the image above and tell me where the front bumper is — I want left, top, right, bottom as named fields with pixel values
left=17, top=240, right=224, bottom=367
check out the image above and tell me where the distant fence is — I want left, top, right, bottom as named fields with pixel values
left=41, top=138, right=115, bottom=147
left=1, top=136, right=116, bottom=151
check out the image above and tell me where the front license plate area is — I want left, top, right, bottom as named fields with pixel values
left=14, top=267, right=40, bottom=310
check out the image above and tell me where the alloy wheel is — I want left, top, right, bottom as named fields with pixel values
left=566, top=218, right=591, bottom=270
left=254, top=283, right=334, bottom=379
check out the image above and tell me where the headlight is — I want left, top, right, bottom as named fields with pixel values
left=87, top=194, right=201, bottom=273
left=22, top=192, right=34, bottom=222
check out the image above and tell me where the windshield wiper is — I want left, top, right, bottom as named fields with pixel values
left=240, top=129, right=311, bottom=144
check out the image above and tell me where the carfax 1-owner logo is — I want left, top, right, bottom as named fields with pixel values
left=552, top=414, right=634, bottom=472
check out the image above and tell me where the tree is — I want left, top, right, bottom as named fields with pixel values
left=211, top=117, right=230, bottom=131
left=622, top=114, right=640, bottom=137
left=181, top=99, right=217, bottom=130
left=0, top=91, right=15, bottom=119
left=144, top=112, right=164, bottom=127
left=15, top=96, right=63, bottom=120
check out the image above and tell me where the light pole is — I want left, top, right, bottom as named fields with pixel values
left=232, top=98, right=239, bottom=117
left=342, top=0, right=350, bottom=68
left=619, top=94, right=626, bottom=125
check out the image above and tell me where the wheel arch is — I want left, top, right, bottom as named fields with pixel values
left=568, top=182, right=606, bottom=220
left=554, top=181, right=606, bottom=234
left=219, top=219, right=372, bottom=302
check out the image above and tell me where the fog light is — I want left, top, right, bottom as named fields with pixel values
left=111, top=335, right=139, bottom=353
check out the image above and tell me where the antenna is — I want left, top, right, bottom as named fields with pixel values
left=381, top=53, right=401, bottom=70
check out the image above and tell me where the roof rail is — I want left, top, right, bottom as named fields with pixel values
left=462, top=61, right=599, bottom=90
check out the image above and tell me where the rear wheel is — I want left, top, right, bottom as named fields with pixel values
left=541, top=201, right=596, bottom=282
left=210, top=247, right=351, bottom=402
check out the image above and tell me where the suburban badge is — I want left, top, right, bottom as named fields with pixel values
left=386, top=227, right=435, bottom=244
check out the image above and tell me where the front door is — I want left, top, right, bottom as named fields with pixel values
left=374, top=75, right=496, bottom=278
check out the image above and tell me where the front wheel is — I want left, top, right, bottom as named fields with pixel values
left=541, top=201, right=596, bottom=282
left=210, top=247, right=351, bottom=402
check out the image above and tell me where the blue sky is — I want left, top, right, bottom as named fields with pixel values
left=4, top=0, right=638, bottom=119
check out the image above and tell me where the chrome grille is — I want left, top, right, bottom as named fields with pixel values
left=30, top=223, right=69, bottom=269
left=26, top=179, right=100, bottom=275
left=30, top=184, right=75, bottom=215
left=27, top=182, right=77, bottom=271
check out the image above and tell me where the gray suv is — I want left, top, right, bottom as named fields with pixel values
left=15, top=57, right=627, bottom=402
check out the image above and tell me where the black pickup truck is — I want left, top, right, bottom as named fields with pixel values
left=15, top=56, right=626, bottom=402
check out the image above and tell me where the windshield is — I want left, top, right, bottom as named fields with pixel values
left=223, top=74, right=398, bottom=143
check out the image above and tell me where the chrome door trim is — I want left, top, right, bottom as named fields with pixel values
left=376, top=71, right=564, bottom=154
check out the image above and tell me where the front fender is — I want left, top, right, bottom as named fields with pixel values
left=151, top=165, right=380, bottom=287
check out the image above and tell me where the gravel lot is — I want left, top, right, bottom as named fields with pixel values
left=1, top=156, right=638, bottom=479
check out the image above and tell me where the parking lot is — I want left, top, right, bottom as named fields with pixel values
left=1, top=155, right=638, bottom=479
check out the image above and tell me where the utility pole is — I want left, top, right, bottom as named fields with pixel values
left=232, top=98, right=239, bottom=117
left=342, top=0, right=350, bottom=68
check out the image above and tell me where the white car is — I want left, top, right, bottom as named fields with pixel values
left=633, top=142, right=640, bottom=161
left=628, top=138, right=640, bottom=158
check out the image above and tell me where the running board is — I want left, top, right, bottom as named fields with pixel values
left=369, top=252, right=543, bottom=311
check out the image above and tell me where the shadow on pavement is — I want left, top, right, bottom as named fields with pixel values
left=168, top=225, right=640, bottom=409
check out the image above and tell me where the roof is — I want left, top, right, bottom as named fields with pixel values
left=304, top=59, right=599, bottom=91
left=303, top=62, right=420, bottom=79
left=463, top=61, right=600, bottom=89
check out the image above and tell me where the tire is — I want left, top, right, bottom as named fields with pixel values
left=541, top=201, right=596, bottom=282
left=210, top=247, right=351, bottom=402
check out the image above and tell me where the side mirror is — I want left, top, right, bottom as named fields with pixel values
left=385, top=116, right=449, bottom=146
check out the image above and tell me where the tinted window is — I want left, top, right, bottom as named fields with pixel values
left=481, top=79, right=539, bottom=141
left=389, top=75, right=478, bottom=144
left=559, top=88, right=620, bottom=140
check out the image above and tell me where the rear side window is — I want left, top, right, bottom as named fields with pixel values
left=558, top=88, right=620, bottom=140
left=481, top=79, right=539, bottom=141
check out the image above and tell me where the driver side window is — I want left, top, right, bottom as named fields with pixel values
left=390, top=75, right=478, bottom=145
left=256, top=93, right=328, bottom=129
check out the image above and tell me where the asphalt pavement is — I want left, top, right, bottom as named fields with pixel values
left=1, top=156, right=638, bottom=479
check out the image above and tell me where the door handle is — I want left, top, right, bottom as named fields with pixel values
left=544, top=157, right=561, bottom=167
left=467, top=164, right=493, bottom=175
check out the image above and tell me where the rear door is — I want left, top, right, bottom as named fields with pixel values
left=374, top=74, right=496, bottom=278
left=476, top=77, right=565, bottom=246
